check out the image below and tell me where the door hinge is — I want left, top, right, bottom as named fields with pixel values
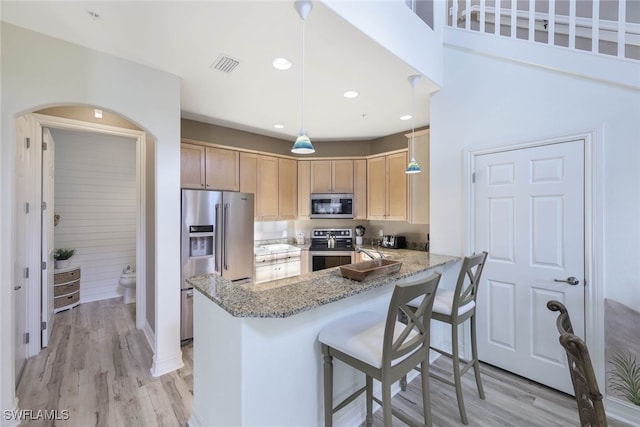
left=25, top=202, right=30, bottom=214
left=25, top=137, right=30, bottom=149
left=24, top=267, right=29, bottom=279
left=25, top=332, right=30, bottom=344
left=472, top=172, right=476, bottom=183
left=41, top=321, right=47, bottom=331
left=42, top=141, right=48, bottom=151
left=42, top=201, right=47, bottom=210
left=42, top=261, right=47, bottom=270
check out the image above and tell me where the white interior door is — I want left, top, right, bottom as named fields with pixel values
left=14, top=116, right=30, bottom=382
left=41, top=127, right=55, bottom=347
left=473, top=140, right=585, bottom=394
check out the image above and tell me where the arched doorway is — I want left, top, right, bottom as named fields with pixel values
left=14, top=107, right=152, bottom=382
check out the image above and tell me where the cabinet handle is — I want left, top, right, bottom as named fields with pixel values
left=14, top=286, right=22, bottom=291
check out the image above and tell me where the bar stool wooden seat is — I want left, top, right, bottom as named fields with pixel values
left=318, top=273, right=441, bottom=427
left=402, top=251, right=488, bottom=425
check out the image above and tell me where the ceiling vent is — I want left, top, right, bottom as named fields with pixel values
left=211, top=54, right=240, bottom=73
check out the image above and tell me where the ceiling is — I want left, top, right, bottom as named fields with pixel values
left=1, top=1, right=433, bottom=142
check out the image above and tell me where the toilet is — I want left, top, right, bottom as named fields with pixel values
left=119, top=265, right=136, bottom=304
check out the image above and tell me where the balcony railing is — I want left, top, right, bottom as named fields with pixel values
left=446, top=0, right=639, bottom=61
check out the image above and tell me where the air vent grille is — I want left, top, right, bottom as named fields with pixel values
left=211, top=54, right=240, bottom=73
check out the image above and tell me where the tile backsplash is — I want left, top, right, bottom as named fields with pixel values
left=254, top=220, right=429, bottom=251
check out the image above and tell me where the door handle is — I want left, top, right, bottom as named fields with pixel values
left=14, top=286, right=22, bottom=290
left=554, top=276, right=580, bottom=286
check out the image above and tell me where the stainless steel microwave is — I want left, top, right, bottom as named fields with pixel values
left=310, top=193, right=354, bottom=219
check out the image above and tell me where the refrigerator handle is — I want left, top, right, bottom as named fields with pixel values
left=223, top=203, right=229, bottom=270
left=215, top=203, right=221, bottom=273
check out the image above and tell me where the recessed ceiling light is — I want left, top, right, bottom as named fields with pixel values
left=400, top=114, right=412, bottom=121
left=274, top=124, right=285, bottom=129
left=343, top=90, right=359, bottom=99
left=273, top=58, right=292, bottom=70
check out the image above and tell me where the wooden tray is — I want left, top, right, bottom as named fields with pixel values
left=340, top=259, right=402, bottom=282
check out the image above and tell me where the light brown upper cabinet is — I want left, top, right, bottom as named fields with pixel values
left=181, top=143, right=206, bottom=189
left=310, top=159, right=354, bottom=194
left=367, top=151, right=407, bottom=221
left=406, top=129, right=430, bottom=225
left=180, top=142, right=239, bottom=191
left=240, top=152, right=295, bottom=221
left=239, top=152, right=258, bottom=217
left=297, top=160, right=311, bottom=220
left=240, top=153, right=278, bottom=220
left=278, top=158, right=297, bottom=220
left=353, top=159, right=367, bottom=220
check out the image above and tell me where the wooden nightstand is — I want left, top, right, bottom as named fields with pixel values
left=53, top=265, right=81, bottom=313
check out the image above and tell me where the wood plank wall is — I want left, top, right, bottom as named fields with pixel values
left=52, top=128, right=137, bottom=303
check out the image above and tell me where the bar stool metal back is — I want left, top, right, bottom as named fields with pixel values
left=547, top=300, right=607, bottom=427
left=318, top=273, right=441, bottom=427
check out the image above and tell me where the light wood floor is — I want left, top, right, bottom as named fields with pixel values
left=17, top=298, right=631, bottom=427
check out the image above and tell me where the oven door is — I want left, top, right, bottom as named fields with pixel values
left=310, top=251, right=354, bottom=272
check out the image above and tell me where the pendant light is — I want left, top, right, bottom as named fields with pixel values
left=291, top=0, right=315, bottom=154
left=406, top=74, right=421, bottom=174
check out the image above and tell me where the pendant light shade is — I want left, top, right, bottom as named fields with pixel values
left=292, top=131, right=314, bottom=154
left=291, top=1, right=315, bottom=154
left=406, top=74, right=421, bottom=174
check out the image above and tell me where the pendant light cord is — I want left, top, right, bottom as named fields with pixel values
left=301, top=17, right=306, bottom=134
left=411, top=77, right=416, bottom=161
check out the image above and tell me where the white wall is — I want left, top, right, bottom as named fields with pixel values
left=52, top=129, right=137, bottom=303
left=430, top=43, right=640, bottom=420
left=323, top=0, right=444, bottom=92
left=430, top=45, right=640, bottom=306
left=1, top=22, right=182, bottom=417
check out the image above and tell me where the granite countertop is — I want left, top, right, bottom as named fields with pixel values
left=188, top=251, right=459, bottom=318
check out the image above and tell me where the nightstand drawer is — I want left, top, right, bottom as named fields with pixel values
left=54, top=291, right=79, bottom=309
left=54, top=268, right=81, bottom=284
left=54, top=280, right=79, bottom=297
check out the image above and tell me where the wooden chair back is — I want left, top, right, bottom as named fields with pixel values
left=382, top=273, right=441, bottom=371
left=451, top=251, right=488, bottom=320
left=547, top=300, right=607, bottom=427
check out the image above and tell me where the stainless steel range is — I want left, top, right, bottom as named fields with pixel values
left=309, top=228, right=355, bottom=271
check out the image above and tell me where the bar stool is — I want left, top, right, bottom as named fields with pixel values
left=403, top=251, right=488, bottom=425
left=318, top=273, right=441, bottom=427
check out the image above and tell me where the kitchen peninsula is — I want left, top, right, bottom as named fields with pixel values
left=188, top=251, right=459, bottom=427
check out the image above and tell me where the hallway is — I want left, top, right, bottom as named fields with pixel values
left=16, top=299, right=192, bottom=426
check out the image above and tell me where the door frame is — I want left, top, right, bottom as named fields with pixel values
left=23, top=112, right=147, bottom=356
left=462, top=128, right=604, bottom=388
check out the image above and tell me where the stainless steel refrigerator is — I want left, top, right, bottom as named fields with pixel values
left=181, top=189, right=254, bottom=340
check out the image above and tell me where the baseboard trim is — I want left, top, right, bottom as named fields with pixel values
left=80, top=290, right=121, bottom=304
left=150, top=350, right=183, bottom=377
left=142, top=320, right=155, bottom=353
left=606, top=396, right=640, bottom=425
left=188, top=403, right=205, bottom=427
